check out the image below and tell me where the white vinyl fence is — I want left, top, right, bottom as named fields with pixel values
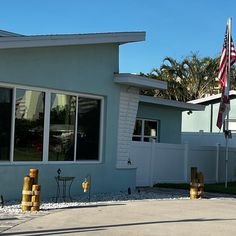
left=182, top=131, right=236, bottom=147
left=130, top=141, right=236, bottom=187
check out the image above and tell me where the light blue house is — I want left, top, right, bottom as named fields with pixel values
left=182, top=91, right=236, bottom=146
left=0, top=29, right=203, bottom=200
left=182, top=91, right=236, bottom=133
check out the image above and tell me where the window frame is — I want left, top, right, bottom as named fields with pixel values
left=132, top=118, right=159, bottom=142
left=0, top=86, right=13, bottom=162
left=0, top=82, right=104, bottom=165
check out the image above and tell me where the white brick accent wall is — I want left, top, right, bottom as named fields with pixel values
left=116, top=87, right=139, bottom=168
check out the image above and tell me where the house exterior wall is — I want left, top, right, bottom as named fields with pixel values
left=0, top=44, right=136, bottom=200
left=0, top=44, right=119, bottom=95
left=137, top=102, right=182, bottom=144
left=182, top=105, right=212, bottom=132
left=182, top=98, right=236, bottom=133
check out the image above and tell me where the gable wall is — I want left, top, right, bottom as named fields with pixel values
left=137, top=102, right=182, bottom=144
left=0, top=44, right=118, bottom=95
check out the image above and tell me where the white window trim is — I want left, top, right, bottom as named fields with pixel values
left=73, top=96, right=79, bottom=162
left=0, top=82, right=104, bottom=164
left=10, top=87, right=16, bottom=162
left=43, top=91, right=51, bottom=164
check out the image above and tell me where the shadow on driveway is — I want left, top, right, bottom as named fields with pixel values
left=2, top=217, right=236, bottom=236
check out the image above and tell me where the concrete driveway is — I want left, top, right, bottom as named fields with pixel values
left=2, top=198, right=236, bottom=236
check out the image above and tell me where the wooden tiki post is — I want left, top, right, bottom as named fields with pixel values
left=22, top=176, right=33, bottom=211
left=197, top=172, right=204, bottom=198
left=190, top=167, right=198, bottom=199
left=31, top=184, right=41, bottom=211
left=191, top=167, right=198, bottom=183
left=29, top=168, right=38, bottom=185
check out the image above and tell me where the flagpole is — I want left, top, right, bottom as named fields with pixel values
left=225, top=131, right=229, bottom=188
left=225, top=17, right=232, bottom=188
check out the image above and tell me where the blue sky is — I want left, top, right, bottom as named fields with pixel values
left=1, top=0, right=236, bottom=73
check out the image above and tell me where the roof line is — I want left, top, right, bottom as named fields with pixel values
left=0, top=29, right=23, bottom=37
left=188, top=90, right=236, bottom=104
left=0, top=31, right=146, bottom=49
left=114, top=73, right=167, bottom=90
left=139, top=95, right=205, bottom=111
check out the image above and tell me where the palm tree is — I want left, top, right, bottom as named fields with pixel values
left=180, top=54, right=219, bottom=100
left=141, top=53, right=231, bottom=102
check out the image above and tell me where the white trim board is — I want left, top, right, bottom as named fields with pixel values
left=139, top=95, right=205, bottom=111
left=0, top=29, right=22, bottom=37
left=0, top=31, right=146, bottom=49
left=114, top=73, right=167, bottom=90
left=188, top=91, right=236, bottom=104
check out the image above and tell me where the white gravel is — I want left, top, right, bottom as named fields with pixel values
left=0, top=188, right=235, bottom=219
left=0, top=188, right=189, bottom=216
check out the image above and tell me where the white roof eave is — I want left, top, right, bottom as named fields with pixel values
left=139, top=95, right=205, bottom=111
left=0, top=31, right=146, bottom=49
left=188, top=90, right=236, bottom=104
left=0, top=30, right=23, bottom=37
left=114, top=73, right=167, bottom=90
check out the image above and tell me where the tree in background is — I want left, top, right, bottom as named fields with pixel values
left=141, top=53, right=236, bottom=102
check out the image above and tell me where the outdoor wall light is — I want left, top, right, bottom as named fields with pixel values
left=57, top=168, right=61, bottom=176
left=127, top=158, right=132, bottom=165
left=187, top=110, right=193, bottom=115
left=82, top=178, right=90, bottom=192
left=82, top=174, right=91, bottom=202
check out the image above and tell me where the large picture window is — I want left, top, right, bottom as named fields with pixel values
left=0, top=84, right=102, bottom=163
left=132, top=119, right=159, bottom=142
left=0, top=88, right=13, bottom=161
left=14, top=89, right=45, bottom=161
left=76, top=97, right=101, bottom=161
left=48, top=93, right=76, bottom=161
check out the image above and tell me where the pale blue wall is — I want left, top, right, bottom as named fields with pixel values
left=182, top=98, right=236, bottom=133
left=0, top=44, right=136, bottom=200
left=137, top=102, right=182, bottom=144
left=182, top=106, right=211, bottom=132
left=0, top=44, right=119, bottom=95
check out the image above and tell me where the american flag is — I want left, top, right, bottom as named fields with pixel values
left=216, top=24, right=236, bottom=129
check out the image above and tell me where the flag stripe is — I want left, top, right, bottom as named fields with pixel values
left=217, top=24, right=236, bottom=129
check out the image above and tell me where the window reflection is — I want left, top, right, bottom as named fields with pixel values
left=1, top=85, right=103, bottom=163
left=133, top=119, right=142, bottom=136
left=48, top=94, right=76, bottom=161
left=14, top=89, right=45, bottom=161
left=0, top=88, right=12, bottom=161
left=76, top=98, right=101, bottom=161
left=132, top=119, right=159, bottom=142
left=144, top=120, right=157, bottom=137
